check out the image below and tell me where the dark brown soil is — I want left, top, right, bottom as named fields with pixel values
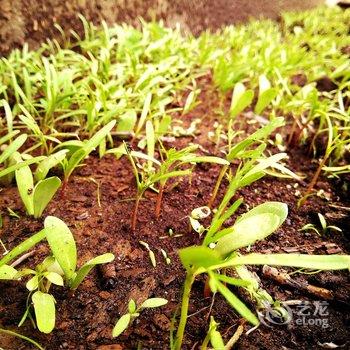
left=0, top=76, right=350, bottom=350
left=0, top=0, right=324, bottom=56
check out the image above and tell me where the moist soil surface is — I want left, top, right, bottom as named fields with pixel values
left=0, top=76, right=350, bottom=350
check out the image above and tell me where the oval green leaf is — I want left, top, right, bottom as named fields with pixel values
left=44, top=216, right=77, bottom=280
left=112, top=313, right=131, bottom=338
left=32, top=291, right=56, bottom=334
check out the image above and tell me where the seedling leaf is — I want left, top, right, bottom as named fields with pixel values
left=33, top=177, right=61, bottom=218
left=179, top=246, right=222, bottom=270
left=32, top=291, right=56, bottom=334
left=112, top=313, right=131, bottom=338
left=214, top=213, right=280, bottom=256
left=215, top=279, right=259, bottom=325
left=14, top=153, right=34, bottom=216
left=0, top=229, right=46, bottom=268
left=230, top=83, right=254, bottom=118
left=34, top=150, right=68, bottom=181
left=140, top=298, right=168, bottom=309
left=69, top=253, right=115, bottom=289
left=0, top=265, right=18, bottom=279
left=44, top=216, right=77, bottom=280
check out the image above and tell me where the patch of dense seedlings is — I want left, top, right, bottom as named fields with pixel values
left=0, top=5, right=349, bottom=350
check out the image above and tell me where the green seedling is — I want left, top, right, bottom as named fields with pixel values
left=173, top=198, right=350, bottom=349
left=0, top=132, right=45, bottom=185
left=300, top=213, right=342, bottom=236
left=160, top=249, right=171, bottom=265
left=208, top=117, right=297, bottom=207
left=201, top=317, right=225, bottom=350
left=60, top=120, right=116, bottom=188
left=139, top=241, right=157, bottom=267
left=300, top=114, right=350, bottom=206
left=0, top=216, right=114, bottom=333
left=229, top=82, right=254, bottom=119
left=153, top=143, right=228, bottom=218
left=16, top=256, right=63, bottom=334
left=254, top=75, right=278, bottom=115
left=13, top=152, right=62, bottom=218
left=113, top=298, right=168, bottom=338
left=119, top=122, right=228, bottom=229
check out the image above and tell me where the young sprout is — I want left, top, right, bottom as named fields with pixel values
left=201, top=317, right=225, bottom=350
left=121, top=123, right=228, bottom=230
left=208, top=117, right=298, bottom=208
left=300, top=213, right=342, bottom=236
left=112, top=297, right=168, bottom=338
left=160, top=249, right=171, bottom=265
left=300, top=114, right=350, bottom=206
left=13, top=152, right=63, bottom=218
left=0, top=216, right=115, bottom=333
left=139, top=241, right=157, bottom=267
left=174, top=182, right=350, bottom=350
left=60, top=120, right=116, bottom=190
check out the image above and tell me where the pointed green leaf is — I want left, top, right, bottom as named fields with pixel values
left=34, top=150, right=68, bottom=181
left=0, top=229, right=46, bottom=268
left=136, top=92, right=152, bottom=134
left=128, top=299, right=137, bottom=313
left=112, top=313, right=131, bottom=338
left=65, top=120, right=116, bottom=180
left=216, top=280, right=259, bottom=325
left=69, top=253, right=114, bottom=289
left=230, top=83, right=254, bottom=118
left=0, top=156, right=46, bottom=179
left=117, top=110, right=137, bottom=132
left=214, top=273, right=251, bottom=287
left=146, top=120, right=155, bottom=169
left=26, top=275, right=39, bottom=291
left=0, top=134, right=27, bottom=164
left=228, top=253, right=350, bottom=270
left=45, top=272, right=64, bottom=286
left=236, top=202, right=288, bottom=226
left=210, top=329, right=225, bottom=349
left=255, top=88, right=277, bottom=115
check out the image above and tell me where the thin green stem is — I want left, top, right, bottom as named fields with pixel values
left=200, top=331, right=210, bottom=350
left=174, top=272, right=195, bottom=350
left=0, top=328, right=44, bottom=350
left=208, top=165, right=228, bottom=208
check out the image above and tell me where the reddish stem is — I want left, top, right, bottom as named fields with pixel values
left=155, top=184, right=164, bottom=218
left=60, top=180, right=67, bottom=199
left=300, top=155, right=328, bottom=206
left=208, top=165, right=228, bottom=208
left=131, top=196, right=141, bottom=231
